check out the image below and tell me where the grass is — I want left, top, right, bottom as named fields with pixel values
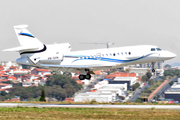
left=0, top=107, right=179, bottom=119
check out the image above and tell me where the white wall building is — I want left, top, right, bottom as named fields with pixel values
left=74, top=91, right=120, bottom=103
left=114, top=77, right=137, bottom=86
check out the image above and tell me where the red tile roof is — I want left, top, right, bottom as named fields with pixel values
left=0, top=71, right=5, bottom=74
left=0, top=75, right=8, bottom=77
left=9, top=66, right=18, bottom=69
left=0, top=83, right=9, bottom=86
left=76, top=80, right=82, bottom=84
left=93, top=70, right=102, bottom=75
left=105, top=72, right=136, bottom=79
left=34, top=68, right=50, bottom=72
left=8, top=76, right=17, bottom=80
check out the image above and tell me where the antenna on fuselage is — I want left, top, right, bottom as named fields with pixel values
left=79, top=42, right=114, bottom=48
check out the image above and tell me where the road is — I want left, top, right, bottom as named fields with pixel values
left=129, top=82, right=150, bottom=102
left=80, top=75, right=104, bottom=93
left=0, top=103, right=180, bottom=109
left=153, top=77, right=178, bottom=99
left=129, top=76, right=164, bottom=102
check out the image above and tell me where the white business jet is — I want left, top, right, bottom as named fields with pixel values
left=3, top=25, right=176, bottom=80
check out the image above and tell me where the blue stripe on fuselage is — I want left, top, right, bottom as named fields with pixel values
left=64, top=53, right=154, bottom=63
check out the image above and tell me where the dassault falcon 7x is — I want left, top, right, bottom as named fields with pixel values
left=3, top=25, right=176, bottom=80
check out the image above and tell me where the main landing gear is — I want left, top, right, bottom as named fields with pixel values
left=79, top=74, right=91, bottom=80
left=78, top=69, right=92, bottom=80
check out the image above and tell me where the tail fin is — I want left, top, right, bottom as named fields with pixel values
left=14, top=25, right=43, bottom=46
left=3, top=25, right=44, bottom=52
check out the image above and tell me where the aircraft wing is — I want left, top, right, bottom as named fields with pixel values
left=39, top=64, right=113, bottom=70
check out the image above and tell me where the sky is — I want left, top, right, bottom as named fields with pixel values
left=0, top=0, right=180, bottom=65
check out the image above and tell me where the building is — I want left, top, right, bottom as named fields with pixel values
left=109, top=77, right=138, bottom=90
left=74, top=91, right=121, bottom=103
left=165, top=80, right=180, bottom=102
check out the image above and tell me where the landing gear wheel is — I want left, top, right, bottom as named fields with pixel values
left=79, top=75, right=85, bottom=80
left=152, top=69, right=155, bottom=73
left=85, top=74, right=91, bottom=80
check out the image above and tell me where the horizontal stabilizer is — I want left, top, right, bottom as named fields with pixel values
left=3, top=46, right=40, bottom=52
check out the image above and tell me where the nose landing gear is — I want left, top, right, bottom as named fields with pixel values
left=151, top=62, right=156, bottom=73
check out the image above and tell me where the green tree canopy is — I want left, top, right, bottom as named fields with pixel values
left=146, top=72, right=152, bottom=79
left=0, top=74, right=82, bottom=101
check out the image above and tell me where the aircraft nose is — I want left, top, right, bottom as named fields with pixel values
left=163, top=51, right=176, bottom=59
left=168, top=52, right=176, bottom=58
left=159, top=51, right=176, bottom=60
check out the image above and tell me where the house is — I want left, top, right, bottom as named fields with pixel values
left=31, top=68, right=51, bottom=75
left=5, top=97, right=20, bottom=102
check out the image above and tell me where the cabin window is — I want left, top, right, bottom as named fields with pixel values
left=117, top=53, right=119, bottom=55
left=156, top=48, right=162, bottom=51
left=110, top=53, right=112, bottom=56
left=151, top=48, right=156, bottom=51
left=121, top=52, right=123, bottom=55
left=106, top=54, right=108, bottom=56
left=129, top=52, right=131, bottom=55
left=113, top=53, right=116, bottom=56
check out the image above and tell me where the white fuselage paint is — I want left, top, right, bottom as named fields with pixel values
left=17, top=44, right=176, bottom=72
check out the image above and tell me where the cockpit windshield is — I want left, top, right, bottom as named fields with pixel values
left=156, top=48, right=162, bottom=51
left=151, top=48, right=156, bottom=51
left=151, top=48, right=162, bottom=51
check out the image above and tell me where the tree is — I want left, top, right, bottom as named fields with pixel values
left=164, top=64, right=171, bottom=69
left=146, top=72, right=152, bottom=79
left=0, top=74, right=82, bottom=101
left=135, top=98, right=142, bottom=103
left=39, top=87, right=46, bottom=102
left=131, top=82, right=140, bottom=91
left=148, top=79, right=154, bottom=85
left=0, top=91, right=7, bottom=96
left=141, top=75, right=148, bottom=82
left=144, top=89, right=151, bottom=93
left=169, top=81, right=174, bottom=86
left=6, top=80, right=13, bottom=84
